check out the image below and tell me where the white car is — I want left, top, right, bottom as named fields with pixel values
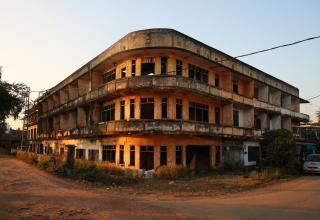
left=303, top=154, right=320, bottom=174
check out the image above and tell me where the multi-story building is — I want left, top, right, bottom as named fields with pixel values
left=26, top=104, right=39, bottom=152
left=35, top=28, right=309, bottom=170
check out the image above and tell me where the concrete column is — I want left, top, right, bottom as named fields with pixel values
left=115, top=99, right=120, bottom=120
left=135, top=98, right=141, bottom=119
left=168, top=96, right=174, bottom=119
left=167, top=144, right=176, bottom=166
left=168, top=57, right=175, bottom=75
left=92, top=102, right=101, bottom=123
left=68, top=84, right=78, bottom=100
left=136, top=58, right=141, bottom=77
left=77, top=107, right=86, bottom=127
left=154, top=146, right=160, bottom=169
left=91, top=71, right=103, bottom=90
left=182, top=98, right=189, bottom=120
left=135, top=145, right=140, bottom=169
left=155, top=57, right=161, bottom=75
left=222, top=103, right=233, bottom=126
left=154, top=97, right=161, bottom=119
left=78, top=78, right=90, bottom=96
left=182, top=145, right=186, bottom=166
left=210, top=146, right=216, bottom=168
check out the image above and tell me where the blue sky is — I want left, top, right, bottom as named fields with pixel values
left=1, top=0, right=320, bottom=128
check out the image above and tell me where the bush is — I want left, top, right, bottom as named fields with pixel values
left=155, top=165, right=192, bottom=179
left=96, top=161, right=125, bottom=176
left=27, top=152, right=38, bottom=165
left=16, top=150, right=28, bottom=161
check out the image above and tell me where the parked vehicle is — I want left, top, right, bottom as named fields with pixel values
left=303, top=154, right=320, bottom=173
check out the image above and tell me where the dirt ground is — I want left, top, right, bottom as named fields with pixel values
left=1, top=154, right=320, bottom=220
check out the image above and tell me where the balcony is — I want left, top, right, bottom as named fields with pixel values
left=38, top=120, right=256, bottom=140
left=39, top=75, right=309, bottom=122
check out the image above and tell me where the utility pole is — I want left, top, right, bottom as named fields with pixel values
left=20, top=87, right=30, bottom=150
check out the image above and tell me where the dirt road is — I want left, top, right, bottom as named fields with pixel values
left=1, top=155, right=319, bottom=220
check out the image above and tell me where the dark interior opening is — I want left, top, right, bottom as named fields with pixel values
left=140, top=145, right=154, bottom=170
left=141, top=63, right=155, bottom=76
left=186, top=145, right=210, bottom=170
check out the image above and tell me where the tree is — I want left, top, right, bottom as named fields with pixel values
left=0, top=80, right=29, bottom=132
left=261, top=129, right=298, bottom=171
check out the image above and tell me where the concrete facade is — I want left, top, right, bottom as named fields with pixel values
left=31, top=29, right=309, bottom=170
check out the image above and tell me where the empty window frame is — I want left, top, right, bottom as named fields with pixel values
left=161, top=97, right=168, bottom=119
left=102, top=145, right=116, bottom=163
left=161, top=57, right=168, bottom=75
left=176, top=145, right=182, bottom=165
left=176, top=59, right=183, bottom=76
left=160, top=146, right=167, bottom=166
left=232, top=80, right=238, bottom=93
left=131, top=60, right=136, bottom=76
left=130, top=99, right=135, bottom=119
left=233, top=110, right=239, bottom=127
left=88, top=149, right=99, bottom=161
left=121, top=67, right=126, bottom=78
left=215, top=75, right=220, bottom=88
left=75, top=149, right=85, bottom=159
left=141, top=58, right=155, bottom=76
left=189, top=102, right=209, bottom=122
left=140, top=98, right=154, bottom=119
left=103, top=69, right=116, bottom=84
left=140, top=145, right=154, bottom=170
left=176, top=98, right=183, bottom=119
left=130, top=145, right=135, bottom=166
left=215, top=107, right=221, bottom=125
left=101, top=103, right=115, bottom=122
left=188, top=64, right=208, bottom=83
left=119, top=145, right=124, bottom=165
left=120, top=100, right=125, bottom=120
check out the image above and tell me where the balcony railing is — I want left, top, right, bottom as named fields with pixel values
left=39, top=75, right=309, bottom=121
left=38, top=120, right=257, bottom=140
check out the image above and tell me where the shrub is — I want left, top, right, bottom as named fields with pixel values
left=16, top=150, right=28, bottom=161
left=155, top=165, right=192, bottom=179
left=27, top=152, right=38, bottom=165
left=96, top=161, right=125, bottom=176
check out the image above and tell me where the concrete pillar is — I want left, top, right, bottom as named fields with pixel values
left=136, top=58, right=141, bottom=77
left=115, top=99, right=120, bottom=120
left=182, top=145, right=186, bottom=166
left=78, top=78, right=90, bottom=96
left=222, top=102, right=233, bottom=126
left=167, top=57, right=175, bottom=75
left=243, top=107, right=254, bottom=128
left=135, top=145, right=140, bottom=169
left=182, top=98, right=189, bottom=120
left=77, top=107, right=86, bottom=127
left=167, top=144, right=176, bottom=166
left=92, top=102, right=101, bottom=123
left=210, top=146, right=216, bottom=168
left=91, top=71, right=103, bottom=90
left=68, top=84, right=78, bottom=100
left=155, top=57, right=161, bottom=75
left=154, top=146, right=160, bottom=169
left=168, top=96, right=174, bottom=119
left=154, top=97, right=161, bottom=119
left=135, top=98, right=141, bottom=119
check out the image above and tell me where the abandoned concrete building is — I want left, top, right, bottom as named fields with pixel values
left=31, top=28, right=309, bottom=170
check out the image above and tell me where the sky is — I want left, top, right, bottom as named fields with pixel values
left=1, top=0, right=320, bottom=129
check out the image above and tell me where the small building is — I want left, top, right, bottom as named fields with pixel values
left=31, top=29, right=309, bottom=170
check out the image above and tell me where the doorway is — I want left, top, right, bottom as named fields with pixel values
left=140, top=146, right=154, bottom=170
left=186, top=145, right=210, bottom=170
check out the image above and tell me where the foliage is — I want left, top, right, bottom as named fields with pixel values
left=261, top=129, right=299, bottom=172
left=16, top=151, right=138, bottom=186
left=155, top=165, right=193, bottom=179
left=0, top=80, right=29, bottom=133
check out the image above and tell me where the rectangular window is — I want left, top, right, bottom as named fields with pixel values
left=215, top=75, right=220, bottom=88
left=130, top=145, right=135, bottom=166
left=75, top=149, right=85, bottom=159
left=215, top=107, right=220, bottom=125
left=161, top=97, right=168, bottom=119
left=120, top=100, right=125, bottom=120
left=141, top=58, right=155, bottom=76
left=160, top=146, right=167, bottom=166
left=140, top=97, right=154, bottom=119
left=88, top=149, right=99, bottom=161
left=130, top=99, right=135, bottom=119
left=140, top=145, right=154, bottom=170
left=189, top=102, right=209, bottom=122
left=131, top=60, right=136, bottom=76
left=176, top=59, right=183, bottom=76
left=176, top=99, right=182, bottom=119
left=188, top=64, right=208, bottom=83
left=103, top=69, right=116, bottom=84
left=254, top=87, right=259, bottom=99
left=161, top=57, right=167, bottom=75
left=101, top=103, right=115, bottom=122
left=232, top=80, right=238, bottom=93
left=233, top=110, right=239, bottom=127
left=102, top=145, right=116, bottom=163
left=176, top=145, right=182, bottom=165
left=248, top=146, right=259, bottom=162
left=119, top=145, right=124, bottom=165
left=121, top=67, right=126, bottom=78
